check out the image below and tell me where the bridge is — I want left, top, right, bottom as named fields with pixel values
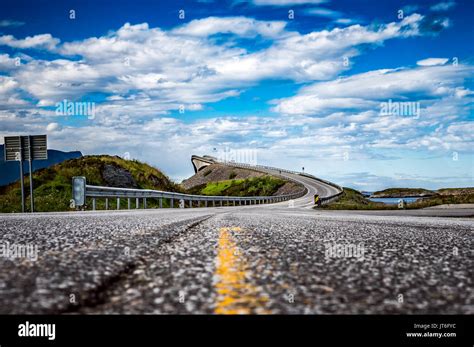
left=0, top=156, right=471, bottom=315
left=72, top=155, right=343, bottom=211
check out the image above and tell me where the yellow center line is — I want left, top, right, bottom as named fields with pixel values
left=214, top=227, right=270, bottom=314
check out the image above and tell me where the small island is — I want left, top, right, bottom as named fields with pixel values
left=370, top=188, right=434, bottom=198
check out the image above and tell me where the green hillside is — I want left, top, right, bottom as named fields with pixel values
left=186, top=176, right=287, bottom=197
left=371, top=188, right=434, bottom=197
left=322, top=187, right=474, bottom=210
left=0, top=155, right=183, bottom=213
left=321, top=187, right=394, bottom=210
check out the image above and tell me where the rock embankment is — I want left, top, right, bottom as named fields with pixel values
left=181, top=164, right=264, bottom=190
left=181, top=163, right=302, bottom=196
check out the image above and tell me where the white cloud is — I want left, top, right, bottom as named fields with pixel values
left=1, top=14, right=470, bottom=186
left=0, top=19, right=25, bottom=27
left=273, top=64, right=473, bottom=115
left=305, top=7, right=342, bottom=18
left=430, top=1, right=456, bottom=11
left=46, top=122, right=60, bottom=132
left=417, top=57, right=449, bottom=66
left=172, top=16, right=288, bottom=38
left=252, top=0, right=328, bottom=6
left=0, top=34, right=59, bottom=50
left=0, top=14, right=426, bottom=119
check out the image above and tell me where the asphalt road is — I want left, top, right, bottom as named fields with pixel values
left=0, top=206, right=472, bottom=314
left=0, top=168, right=472, bottom=314
left=252, top=167, right=341, bottom=208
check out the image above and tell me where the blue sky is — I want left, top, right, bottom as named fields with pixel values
left=0, top=0, right=473, bottom=190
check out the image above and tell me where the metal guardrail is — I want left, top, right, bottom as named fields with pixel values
left=71, top=176, right=307, bottom=211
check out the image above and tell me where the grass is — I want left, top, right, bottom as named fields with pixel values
left=188, top=175, right=287, bottom=197
left=371, top=187, right=434, bottom=197
left=405, top=193, right=474, bottom=209
left=322, top=187, right=395, bottom=210
left=0, top=155, right=183, bottom=213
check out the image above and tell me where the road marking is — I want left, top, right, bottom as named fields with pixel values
left=214, top=227, right=270, bottom=314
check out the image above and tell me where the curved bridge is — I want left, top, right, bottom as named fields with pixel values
left=72, top=155, right=342, bottom=210
left=191, top=155, right=343, bottom=208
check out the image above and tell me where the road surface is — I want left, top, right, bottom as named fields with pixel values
left=0, top=204, right=472, bottom=314
left=0, top=168, right=472, bottom=314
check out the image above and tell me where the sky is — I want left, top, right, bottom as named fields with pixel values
left=0, top=0, right=473, bottom=190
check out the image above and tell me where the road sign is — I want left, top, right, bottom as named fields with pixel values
left=72, top=176, right=86, bottom=208
left=3, top=135, right=48, bottom=212
left=314, top=194, right=321, bottom=206
left=4, top=135, right=47, bottom=161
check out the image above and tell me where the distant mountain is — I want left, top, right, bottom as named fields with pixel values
left=0, top=145, right=83, bottom=186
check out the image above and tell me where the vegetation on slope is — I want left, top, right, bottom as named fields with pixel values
left=323, top=187, right=474, bottom=210
left=371, top=188, right=434, bottom=197
left=187, top=176, right=287, bottom=197
left=0, top=155, right=183, bottom=213
left=321, top=187, right=395, bottom=210
left=405, top=192, right=474, bottom=209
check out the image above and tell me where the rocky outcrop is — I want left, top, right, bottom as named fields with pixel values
left=101, top=164, right=137, bottom=188
left=181, top=163, right=264, bottom=190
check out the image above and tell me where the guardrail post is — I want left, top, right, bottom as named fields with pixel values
left=170, top=198, right=174, bottom=208
left=144, top=198, right=147, bottom=209
left=117, top=198, right=120, bottom=210
left=159, top=198, right=163, bottom=208
left=205, top=200, right=208, bottom=207
left=92, top=198, right=96, bottom=211
left=128, top=198, right=131, bottom=209
left=233, top=200, right=236, bottom=206
left=136, top=198, right=139, bottom=209
left=189, top=199, right=193, bottom=208
left=105, top=198, right=109, bottom=210
left=239, top=200, right=242, bottom=206
left=220, top=200, right=223, bottom=207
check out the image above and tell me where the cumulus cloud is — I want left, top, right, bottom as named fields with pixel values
left=0, top=14, right=430, bottom=119
left=0, top=13, right=469, bottom=184
left=272, top=64, right=473, bottom=115
left=0, top=33, right=59, bottom=50
left=172, top=16, right=288, bottom=38
left=46, top=122, right=60, bottom=132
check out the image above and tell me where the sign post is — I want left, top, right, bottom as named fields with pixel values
left=28, top=136, right=34, bottom=212
left=19, top=142, right=25, bottom=213
left=4, top=135, right=47, bottom=213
